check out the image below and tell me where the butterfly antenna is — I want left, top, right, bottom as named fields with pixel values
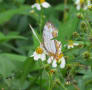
left=29, top=24, right=40, bottom=43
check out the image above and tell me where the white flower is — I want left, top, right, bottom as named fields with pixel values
left=31, top=0, right=50, bottom=11
left=67, top=40, right=79, bottom=49
left=60, top=57, right=66, bottom=69
left=75, top=0, right=88, bottom=10
left=32, top=3, right=41, bottom=10
left=29, top=24, right=47, bottom=61
left=88, top=0, right=92, bottom=9
left=41, top=2, right=50, bottom=8
left=47, top=53, right=66, bottom=69
left=31, top=46, right=46, bottom=61
left=68, top=44, right=74, bottom=49
left=47, top=56, right=53, bottom=64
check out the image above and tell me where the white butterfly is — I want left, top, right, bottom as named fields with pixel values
left=43, top=22, right=61, bottom=56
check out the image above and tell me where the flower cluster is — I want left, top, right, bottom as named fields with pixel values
left=32, top=41, right=66, bottom=69
left=47, top=41, right=66, bottom=68
left=30, top=23, right=66, bottom=69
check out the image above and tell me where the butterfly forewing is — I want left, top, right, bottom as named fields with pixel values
left=43, top=22, right=58, bottom=55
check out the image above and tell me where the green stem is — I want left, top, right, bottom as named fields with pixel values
left=59, top=82, right=67, bottom=90
left=39, top=60, right=42, bottom=90
left=39, top=7, right=43, bottom=36
left=48, top=74, right=52, bottom=90
left=64, top=0, right=68, bottom=22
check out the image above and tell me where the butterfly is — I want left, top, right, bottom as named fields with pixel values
left=43, top=22, right=61, bottom=57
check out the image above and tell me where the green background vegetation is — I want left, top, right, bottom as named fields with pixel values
left=0, top=0, right=92, bottom=90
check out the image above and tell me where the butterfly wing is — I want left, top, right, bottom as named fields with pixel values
left=43, top=22, right=58, bottom=55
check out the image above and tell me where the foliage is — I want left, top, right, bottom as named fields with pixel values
left=0, top=0, right=92, bottom=90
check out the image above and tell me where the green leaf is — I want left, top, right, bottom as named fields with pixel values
left=0, top=5, right=31, bottom=25
left=0, top=53, right=27, bottom=77
left=20, top=57, right=35, bottom=83
left=54, top=4, right=64, bottom=11
left=0, top=32, right=27, bottom=43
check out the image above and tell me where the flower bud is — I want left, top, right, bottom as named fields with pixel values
left=88, top=35, right=92, bottom=42
left=77, top=13, right=83, bottom=19
left=82, top=51, right=90, bottom=59
left=78, top=44, right=84, bottom=48
left=65, top=80, right=71, bottom=85
left=55, top=79, right=61, bottom=85
left=72, top=32, right=79, bottom=38
left=49, top=69, right=55, bottom=75
left=30, top=10, right=35, bottom=14
left=80, top=21, right=87, bottom=32
left=81, top=21, right=86, bottom=28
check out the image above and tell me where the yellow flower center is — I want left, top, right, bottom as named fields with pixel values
left=80, top=0, right=84, bottom=4
left=68, top=40, right=74, bottom=46
left=55, top=53, right=63, bottom=60
left=36, top=47, right=43, bottom=54
left=36, top=0, right=45, bottom=3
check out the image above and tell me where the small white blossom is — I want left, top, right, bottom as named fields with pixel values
left=74, top=43, right=79, bottom=46
left=52, top=60, right=57, bottom=68
left=32, top=3, right=41, bottom=10
left=47, top=56, right=53, bottom=64
left=88, top=0, right=92, bottom=8
left=31, top=0, right=50, bottom=11
left=41, top=2, right=50, bottom=8
left=68, top=45, right=74, bottom=49
left=31, top=45, right=46, bottom=61
left=47, top=53, right=66, bottom=69
left=32, top=51, right=46, bottom=61
left=75, top=0, right=88, bottom=10
left=67, top=40, right=79, bottom=49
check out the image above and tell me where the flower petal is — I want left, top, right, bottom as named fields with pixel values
left=60, top=57, right=66, bottom=69
left=84, top=6, right=88, bottom=10
left=52, top=60, right=57, bottom=68
left=33, top=52, right=40, bottom=61
left=74, top=43, right=79, bottom=46
left=68, top=45, right=74, bottom=49
left=75, top=0, right=80, bottom=4
left=47, top=56, right=53, bottom=64
left=76, top=5, right=81, bottom=10
left=41, top=2, right=50, bottom=8
left=40, top=53, right=46, bottom=61
left=32, top=3, right=41, bottom=10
